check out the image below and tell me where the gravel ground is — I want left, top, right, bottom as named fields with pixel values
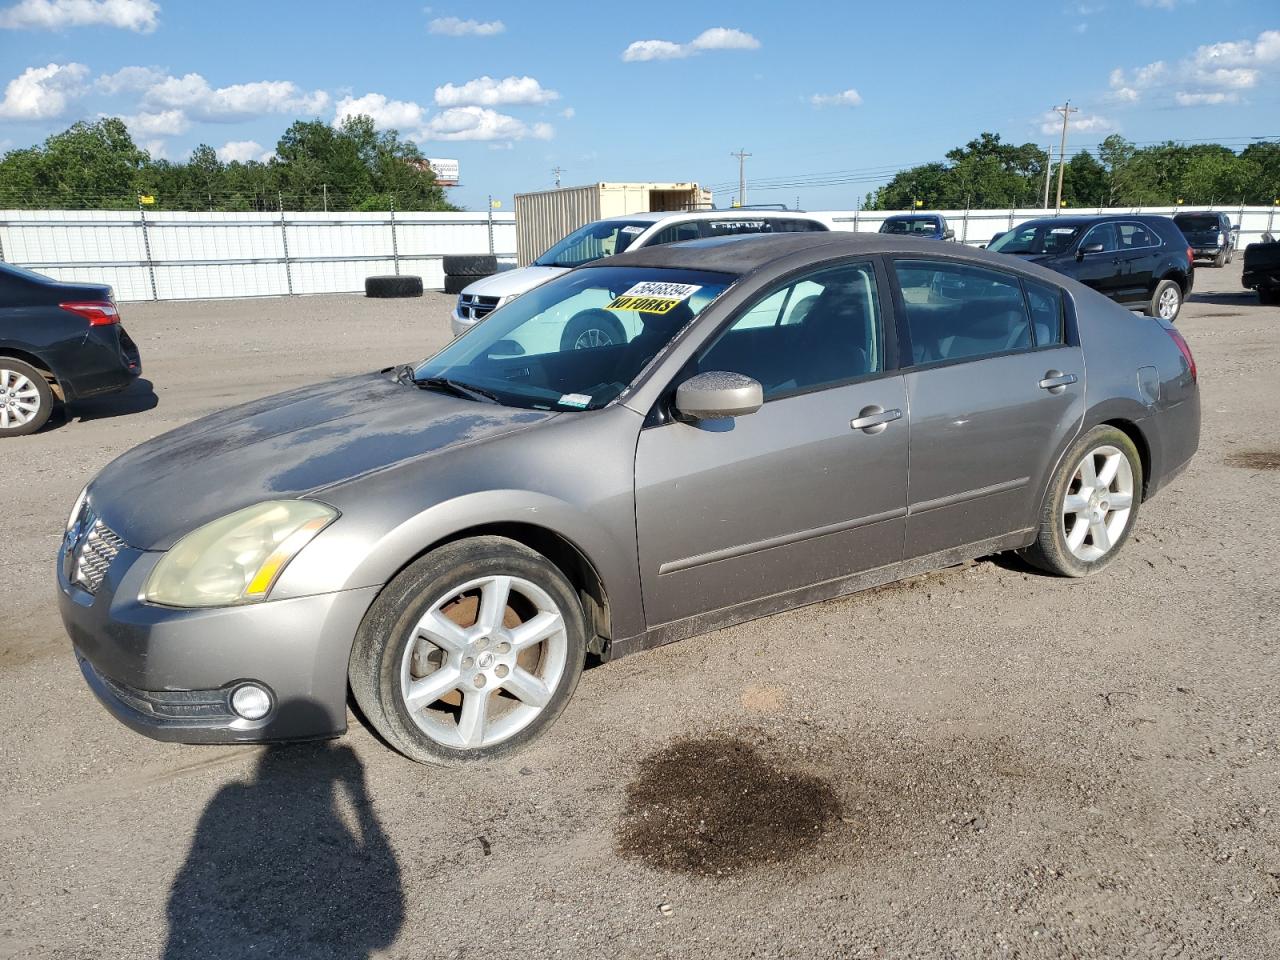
left=1, top=266, right=1277, bottom=959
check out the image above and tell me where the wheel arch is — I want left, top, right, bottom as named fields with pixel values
left=1098, top=417, right=1153, bottom=501
left=0, top=347, right=64, bottom=400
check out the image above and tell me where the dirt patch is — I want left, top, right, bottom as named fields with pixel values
left=615, top=735, right=841, bottom=876
left=1225, top=450, right=1280, bottom=470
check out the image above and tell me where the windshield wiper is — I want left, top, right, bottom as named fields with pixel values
left=412, top=375, right=500, bottom=404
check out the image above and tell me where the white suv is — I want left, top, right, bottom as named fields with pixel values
left=450, top=209, right=830, bottom=337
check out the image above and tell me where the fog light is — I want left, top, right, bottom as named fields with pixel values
left=230, top=684, right=273, bottom=721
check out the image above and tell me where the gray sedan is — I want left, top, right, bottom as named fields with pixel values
left=58, top=233, right=1200, bottom=765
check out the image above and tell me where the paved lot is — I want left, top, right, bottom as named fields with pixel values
left=2, top=266, right=1278, bottom=959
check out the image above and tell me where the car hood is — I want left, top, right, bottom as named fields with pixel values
left=461, top=265, right=568, bottom=300
left=1008, top=252, right=1059, bottom=264
left=88, top=372, right=556, bottom=550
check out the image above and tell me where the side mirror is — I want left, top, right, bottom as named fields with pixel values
left=943, top=229, right=955, bottom=241
left=486, top=339, right=525, bottom=357
left=1077, top=242, right=1105, bottom=259
left=675, top=371, right=763, bottom=421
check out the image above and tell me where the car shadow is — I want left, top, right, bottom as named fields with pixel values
left=67, top=378, right=159, bottom=423
left=163, top=701, right=405, bottom=960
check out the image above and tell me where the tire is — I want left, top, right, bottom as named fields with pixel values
left=1213, top=249, right=1227, bottom=268
left=1020, top=425, right=1143, bottom=578
left=558, top=309, right=627, bottom=351
left=1259, top=287, right=1280, bottom=307
left=443, top=274, right=480, bottom=296
left=1226, top=246, right=1234, bottom=264
left=443, top=255, right=498, bottom=277
left=1150, top=278, right=1182, bottom=321
left=349, top=536, right=587, bottom=765
left=0, top=358, right=54, bottom=437
left=365, top=275, right=424, bottom=298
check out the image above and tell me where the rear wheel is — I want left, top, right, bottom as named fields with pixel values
left=1259, top=287, right=1280, bottom=306
left=1213, top=249, right=1227, bottom=268
left=1021, top=425, right=1143, bottom=577
left=349, top=536, right=587, bottom=765
left=1150, top=279, right=1182, bottom=321
left=0, top=359, right=53, bottom=437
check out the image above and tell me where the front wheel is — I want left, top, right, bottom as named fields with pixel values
left=1020, top=426, right=1143, bottom=577
left=559, top=309, right=627, bottom=351
left=349, top=537, right=586, bottom=765
left=1151, top=279, right=1182, bottom=321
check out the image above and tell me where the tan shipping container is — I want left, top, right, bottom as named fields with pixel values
left=513, top=182, right=712, bottom=266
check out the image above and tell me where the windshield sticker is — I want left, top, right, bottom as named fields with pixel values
left=558, top=393, right=591, bottom=408
left=606, top=281, right=702, bottom=315
left=1050, top=227, right=1076, bottom=234
left=620, top=225, right=645, bottom=235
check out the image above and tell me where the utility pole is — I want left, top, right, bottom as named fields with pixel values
left=322, top=183, right=328, bottom=213
left=731, top=148, right=751, bottom=206
left=552, top=166, right=563, bottom=188
left=1042, top=145, right=1053, bottom=210
left=1052, top=101, right=1078, bottom=211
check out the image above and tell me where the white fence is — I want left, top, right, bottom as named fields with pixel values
left=0, top=209, right=516, bottom=302
left=814, top=204, right=1280, bottom=247
left=2, top=204, right=1277, bottom=302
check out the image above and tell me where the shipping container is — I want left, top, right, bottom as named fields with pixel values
left=513, top=182, right=712, bottom=266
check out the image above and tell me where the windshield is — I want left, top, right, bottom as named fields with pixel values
left=413, top=266, right=733, bottom=410
left=880, top=218, right=939, bottom=236
left=1175, top=215, right=1219, bottom=232
left=988, top=221, right=1082, bottom=255
left=533, top=220, right=652, bottom=267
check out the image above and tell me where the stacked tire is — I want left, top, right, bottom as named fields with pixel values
left=365, top=275, right=423, bottom=298
left=443, top=255, right=498, bottom=295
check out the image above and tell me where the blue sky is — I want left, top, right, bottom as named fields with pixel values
left=0, top=0, right=1277, bottom=210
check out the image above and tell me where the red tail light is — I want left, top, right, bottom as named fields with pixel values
left=1165, top=324, right=1197, bottom=382
left=60, top=300, right=119, bottom=326
left=1186, top=246, right=1194, bottom=268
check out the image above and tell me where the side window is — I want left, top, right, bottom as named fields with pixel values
left=1080, top=222, right=1117, bottom=253
left=703, top=219, right=769, bottom=237
left=646, top=221, right=701, bottom=246
left=893, top=260, right=1032, bottom=365
left=1023, top=278, right=1065, bottom=346
left=697, top=261, right=882, bottom=399
left=770, top=219, right=827, bottom=233
left=1117, top=221, right=1156, bottom=249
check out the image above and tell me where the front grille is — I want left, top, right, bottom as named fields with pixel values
left=457, top=293, right=500, bottom=323
left=74, top=519, right=124, bottom=594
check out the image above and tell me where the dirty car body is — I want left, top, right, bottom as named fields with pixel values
left=60, top=233, right=1200, bottom=758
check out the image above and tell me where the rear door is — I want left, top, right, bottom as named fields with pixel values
left=890, top=259, right=1085, bottom=557
left=1115, top=220, right=1160, bottom=302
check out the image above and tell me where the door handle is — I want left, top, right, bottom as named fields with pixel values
left=850, top=405, right=903, bottom=434
left=1039, top=371, right=1078, bottom=394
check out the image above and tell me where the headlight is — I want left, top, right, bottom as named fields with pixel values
left=66, top=484, right=89, bottom=532
left=142, top=500, right=337, bottom=607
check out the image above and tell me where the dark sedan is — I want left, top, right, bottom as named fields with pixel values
left=0, top=262, right=140, bottom=436
left=989, top=215, right=1193, bottom=320
left=60, top=233, right=1199, bottom=765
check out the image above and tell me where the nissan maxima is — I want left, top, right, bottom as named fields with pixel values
left=59, top=233, right=1200, bottom=764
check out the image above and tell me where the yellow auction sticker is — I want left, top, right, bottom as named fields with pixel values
left=606, top=281, right=701, bottom=315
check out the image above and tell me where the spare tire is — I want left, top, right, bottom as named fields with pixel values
left=366, top=275, right=423, bottom=298
left=443, top=255, right=498, bottom=277
left=443, top=274, right=478, bottom=295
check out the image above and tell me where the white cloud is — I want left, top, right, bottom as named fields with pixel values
left=421, top=106, right=552, bottom=142
left=142, top=73, right=329, bottom=120
left=622, top=26, right=760, bottom=61
left=688, top=27, right=760, bottom=52
left=434, top=75, right=558, bottom=107
left=1137, top=0, right=1183, bottom=8
left=428, top=16, right=503, bottom=36
left=95, top=64, right=164, bottom=94
left=0, top=0, right=158, bottom=31
left=1038, top=109, right=1115, bottom=135
left=1107, top=29, right=1280, bottom=106
left=810, top=88, right=863, bottom=108
left=560, top=106, right=575, bottom=119
left=142, top=138, right=166, bottom=159
left=0, top=61, right=88, bottom=119
left=333, top=91, right=426, bottom=129
left=216, top=139, right=266, bottom=163
left=123, top=108, right=187, bottom=136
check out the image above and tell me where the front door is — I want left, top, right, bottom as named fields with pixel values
left=634, top=259, right=909, bottom=627
left=1071, top=222, right=1125, bottom=300
left=890, top=259, right=1086, bottom=557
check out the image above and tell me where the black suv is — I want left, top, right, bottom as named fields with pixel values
left=989, top=215, right=1194, bottom=320
left=1174, top=211, right=1236, bottom=267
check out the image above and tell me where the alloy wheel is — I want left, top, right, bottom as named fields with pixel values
left=399, top=574, right=568, bottom=749
left=1061, top=444, right=1135, bottom=562
left=1157, top=286, right=1180, bottom=319
left=0, top=368, right=42, bottom=430
left=572, top=327, right=613, bottom=349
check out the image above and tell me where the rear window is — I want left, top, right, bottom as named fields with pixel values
left=880, top=218, right=940, bottom=236
left=1174, top=215, right=1219, bottom=232
left=702, top=218, right=826, bottom=237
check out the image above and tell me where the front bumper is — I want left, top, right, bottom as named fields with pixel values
left=450, top=307, right=476, bottom=338
left=58, top=535, right=379, bottom=744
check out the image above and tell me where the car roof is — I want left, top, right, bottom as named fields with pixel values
left=589, top=231, right=1035, bottom=277
left=883, top=213, right=942, bottom=220
left=595, top=209, right=821, bottom=226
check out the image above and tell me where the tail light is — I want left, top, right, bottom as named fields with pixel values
left=60, top=300, right=118, bottom=326
left=1165, top=324, right=1197, bottom=383
left=1186, top=246, right=1194, bottom=269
